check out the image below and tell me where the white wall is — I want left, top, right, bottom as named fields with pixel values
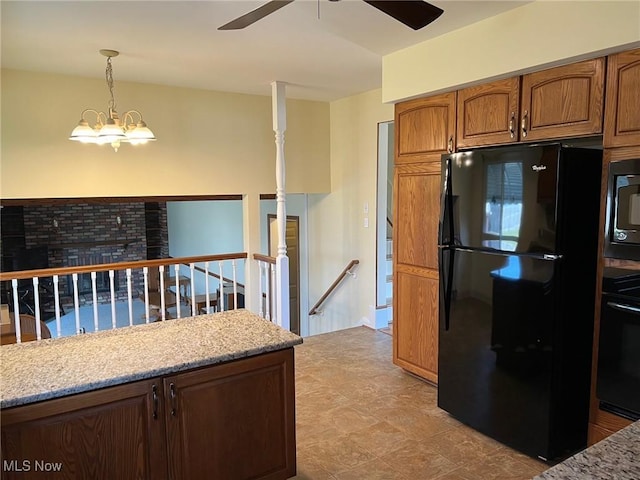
left=308, top=89, right=393, bottom=335
left=383, top=1, right=640, bottom=102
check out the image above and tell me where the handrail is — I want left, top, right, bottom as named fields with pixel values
left=0, top=253, right=248, bottom=281
left=190, top=263, right=245, bottom=290
left=253, top=253, right=276, bottom=264
left=0, top=253, right=252, bottom=342
left=309, top=259, right=359, bottom=316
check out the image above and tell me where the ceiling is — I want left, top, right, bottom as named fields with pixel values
left=1, top=0, right=531, bottom=102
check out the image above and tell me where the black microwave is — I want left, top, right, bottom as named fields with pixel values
left=604, top=159, right=640, bottom=260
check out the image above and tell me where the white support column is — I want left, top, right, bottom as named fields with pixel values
left=272, top=80, right=290, bottom=331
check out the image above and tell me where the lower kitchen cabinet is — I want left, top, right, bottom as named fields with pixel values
left=1, top=379, right=167, bottom=480
left=392, top=161, right=441, bottom=383
left=0, top=348, right=296, bottom=480
left=164, top=348, right=296, bottom=480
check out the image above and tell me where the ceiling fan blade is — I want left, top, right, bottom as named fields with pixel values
left=218, top=0, right=295, bottom=30
left=363, top=1, right=443, bottom=30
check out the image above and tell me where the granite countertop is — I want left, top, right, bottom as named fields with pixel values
left=533, top=420, right=640, bottom=479
left=0, top=309, right=302, bottom=409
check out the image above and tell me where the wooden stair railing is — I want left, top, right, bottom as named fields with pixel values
left=0, top=253, right=249, bottom=341
left=309, top=260, right=359, bottom=316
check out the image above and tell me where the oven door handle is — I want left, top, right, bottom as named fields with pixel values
left=607, top=301, right=640, bottom=315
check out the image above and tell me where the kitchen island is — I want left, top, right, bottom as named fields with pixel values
left=534, top=420, right=639, bottom=479
left=1, top=310, right=302, bottom=479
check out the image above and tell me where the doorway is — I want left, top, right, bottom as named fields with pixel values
left=268, top=215, right=300, bottom=335
left=375, top=121, right=394, bottom=330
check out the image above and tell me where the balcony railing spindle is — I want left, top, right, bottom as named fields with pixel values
left=91, top=272, right=99, bottom=332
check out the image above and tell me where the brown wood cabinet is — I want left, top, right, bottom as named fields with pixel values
left=392, top=161, right=441, bottom=383
left=604, top=48, right=640, bottom=148
left=457, top=57, right=605, bottom=148
left=457, top=77, right=520, bottom=148
left=1, top=379, right=168, bottom=480
left=164, top=348, right=296, bottom=480
left=521, top=57, right=605, bottom=141
left=0, top=349, right=296, bottom=480
left=395, top=92, right=456, bottom=164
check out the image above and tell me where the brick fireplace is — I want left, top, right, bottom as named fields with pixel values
left=17, top=202, right=168, bottom=304
left=66, top=251, right=119, bottom=296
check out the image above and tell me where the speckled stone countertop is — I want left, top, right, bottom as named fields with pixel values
left=533, top=420, right=640, bottom=479
left=0, top=310, right=302, bottom=409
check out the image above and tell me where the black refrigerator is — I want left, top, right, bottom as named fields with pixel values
left=437, top=142, right=602, bottom=461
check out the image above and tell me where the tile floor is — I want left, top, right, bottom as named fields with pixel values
left=291, top=326, right=549, bottom=480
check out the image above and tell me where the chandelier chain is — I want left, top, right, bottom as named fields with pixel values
left=105, top=56, right=116, bottom=110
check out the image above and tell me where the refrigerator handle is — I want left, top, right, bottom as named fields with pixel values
left=439, top=157, right=455, bottom=246
left=439, top=246, right=455, bottom=331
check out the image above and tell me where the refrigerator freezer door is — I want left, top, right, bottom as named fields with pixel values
left=438, top=249, right=557, bottom=459
left=444, top=144, right=560, bottom=254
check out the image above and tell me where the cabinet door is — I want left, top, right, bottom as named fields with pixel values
left=604, top=48, right=640, bottom=148
left=457, top=77, right=520, bottom=148
left=393, top=162, right=440, bottom=383
left=520, top=57, right=605, bottom=141
left=164, top=349, right=296, bottom=480
left=395, top=92, right=456, bottom=164
left=0, top=379, right=167, bottom=480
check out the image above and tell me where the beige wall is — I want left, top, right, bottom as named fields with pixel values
left=383, top=0, right=640, bottom=103
left=1, top=69, right=330, bottom=199
left=307, top=89, right=393, bottom=335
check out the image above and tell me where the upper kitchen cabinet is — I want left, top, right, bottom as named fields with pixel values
left=457, top=77, right=520, bottom=148
left=604, top=48, right=640, bottom=148
left=457, top=57, right=605, bottom=148
left=395, top=92, right=456, bottom=164
left=521, top=57, right=605, bottom=142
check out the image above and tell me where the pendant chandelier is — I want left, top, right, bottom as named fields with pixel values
left=69, top=49, right=156, bottom=152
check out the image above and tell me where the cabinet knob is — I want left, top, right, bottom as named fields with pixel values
left=521, top=110, right=529, bottom=138
left=447, top=135, right=454, bottom=153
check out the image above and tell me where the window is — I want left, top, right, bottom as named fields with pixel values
left=483, top=161, right=523, bottom=251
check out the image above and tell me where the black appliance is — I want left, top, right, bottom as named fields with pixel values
left=604, top=158, right=640, bottom=260
left=438, top=143, right=602, bottom=461
left=597, top=267, right=640, bottom=421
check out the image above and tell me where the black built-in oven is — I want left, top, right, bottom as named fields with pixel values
left=597, top=268, right=640, bottom=420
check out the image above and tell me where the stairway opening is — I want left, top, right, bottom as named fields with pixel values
left=376, top=120, right=394, bottom=332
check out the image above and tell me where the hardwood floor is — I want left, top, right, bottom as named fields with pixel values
left=292, top=326, right=549, bottom=479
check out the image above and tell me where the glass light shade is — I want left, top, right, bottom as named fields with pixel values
left=69, top=121, right=99, bottom=143
left=126, top=121, right=156, bottom=144
left=98, top=117, right=127, bottom=142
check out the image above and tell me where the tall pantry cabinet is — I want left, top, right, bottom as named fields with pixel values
left=393, top=56, right=607, bottom=385
left=392, top=92, right=455, bottom=383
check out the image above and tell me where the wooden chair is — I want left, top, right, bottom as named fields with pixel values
left=1, top=314, right=52, bottom=345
